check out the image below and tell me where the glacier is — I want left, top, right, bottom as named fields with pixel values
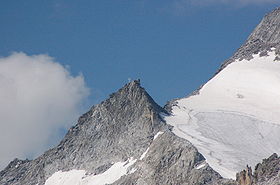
left=165, top=50, right=280, bottom=179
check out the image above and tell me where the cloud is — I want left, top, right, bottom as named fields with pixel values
left=0, top=52, right=89, bottom=169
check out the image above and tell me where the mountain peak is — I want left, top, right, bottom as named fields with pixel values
left=102, top=79, right=166, bottom=116
left=126, top=79, right=141, bottom=87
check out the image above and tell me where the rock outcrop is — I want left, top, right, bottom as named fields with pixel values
left=236, top=153, right=280, bottom=185
left=236, top=166, right=253, bottom=185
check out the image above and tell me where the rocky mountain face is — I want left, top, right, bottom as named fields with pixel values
left=236, top=154, right=280, bottom=185
left=1, top=6, right=280, bottom=185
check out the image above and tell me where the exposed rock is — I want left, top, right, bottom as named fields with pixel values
left=0, top=159, right=30, bottom=184
left=236, top=166, right=253, bottom=185
left=236, top=153, right=280, bottom=185
left=253, top=153, right=280, bottom=185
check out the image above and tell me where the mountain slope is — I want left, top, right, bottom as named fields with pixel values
left=165, top=7, right=280, bottom=179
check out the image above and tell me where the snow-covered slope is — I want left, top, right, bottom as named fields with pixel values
left=165, top=50, right=280, bottom=179
left=45, top=158, right=136, bottom=185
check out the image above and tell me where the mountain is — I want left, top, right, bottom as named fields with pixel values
left=1, top=7, right=280, bottom=185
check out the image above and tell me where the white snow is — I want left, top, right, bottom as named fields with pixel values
left=45, top=158, right=137, bottom=185
left=153, top=131, right=164, bottom=140
left=165, top=50, right=280, bottom=179
left=195, top=161, right=206, bottom=170
left=140, top=147, right=150, bottom=160
left=45, top=170, right=85, bottom=185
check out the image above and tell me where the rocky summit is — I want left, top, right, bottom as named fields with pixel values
left=1, top=6, right=280, bottom=185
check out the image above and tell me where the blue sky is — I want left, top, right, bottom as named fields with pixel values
left=1, top=1, right=280, bottom=106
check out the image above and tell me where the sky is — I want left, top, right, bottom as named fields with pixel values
left=0, top=0, right=280, bottom=169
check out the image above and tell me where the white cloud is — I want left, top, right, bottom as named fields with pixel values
left=0, top=52, right=89, bottom=169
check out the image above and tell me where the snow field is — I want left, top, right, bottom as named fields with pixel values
left=165, top=50, right=280, bottom=179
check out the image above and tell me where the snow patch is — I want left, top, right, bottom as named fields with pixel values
left=45, top=158, right=136, bottom=185
left=128, top=168, right=137, bottom=174
left=195, top=162, right=206, bottom=170
left=153, top=131, right=164, bottom=140
left=140, top=147, right=150, bottom=160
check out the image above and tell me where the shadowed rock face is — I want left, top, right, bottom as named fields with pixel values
left=236, top=154, right=280, bottom=185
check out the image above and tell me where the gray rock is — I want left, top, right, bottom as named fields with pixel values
left=236, top=153, right=280, bottom=185
left=253, top=153, right=280, bottom=185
